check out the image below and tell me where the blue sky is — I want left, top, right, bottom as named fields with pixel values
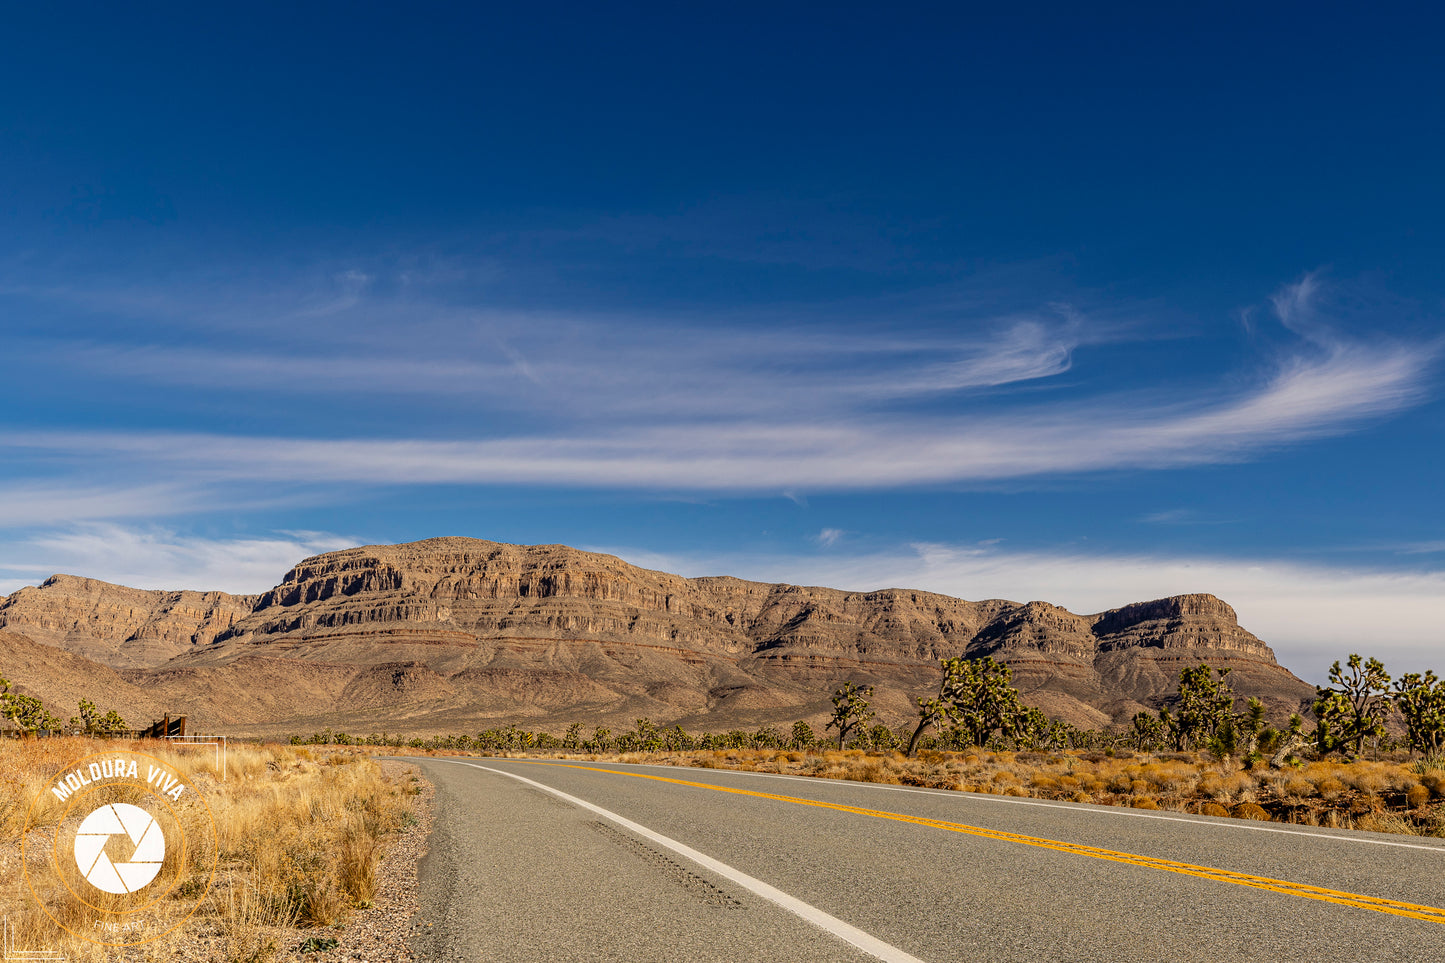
left=2, top=4, right=1443, bottom=682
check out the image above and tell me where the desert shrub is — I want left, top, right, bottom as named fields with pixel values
left=1199, top=802, right=1230, bottom=817
left=1423, top=772, right=1445, bottom=799
left=1406, top=784, right=1431, bottom=809
left=1147, top=768, right=1189, bottom=793
left=1029, top=774, right=1060, bottom=791
left=1342, top=769, right=1387, bottom=794
left=1348, top=793, right=1381, bottom=813
left=1315, top=776, right=1346, bottom=800
left=1231, top=802, right=1270, bottom=821
left=1357, top=811, right=1419, bottom=835
left=1283, top=777, right=1314, bottom=798
left=1131, top=796, right=1160, bottom=810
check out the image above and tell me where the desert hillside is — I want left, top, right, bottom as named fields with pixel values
left=0, top=537, right=1315, bottom=736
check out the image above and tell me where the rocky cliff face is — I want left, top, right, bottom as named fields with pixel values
left=0, top=575, right=258, bottom=669
left=0, top=538, right=1316, bottom=735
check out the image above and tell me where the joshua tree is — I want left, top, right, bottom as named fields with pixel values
left=826, top=681, right=875, bottom=749
left=1130, top=711, right=1165, bottom=752
left=562, top=722, right=583, bottom=750
left=1313, top=654, right=1392, bottom=759
left=905, top=657, right=970, bottom=757
left=1, top=675, right=63, bottom=732
left=1394, top=670, right=1445, bottom=758
left=69, top=698, right=128, bottom=736
left=949, top=657, right=1026, bottom=749
left=1174, top=664, right=1236, bottom=752
left=1268, top=713, right=1306, bottom=768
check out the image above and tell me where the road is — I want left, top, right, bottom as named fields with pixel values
left=402, top=757, right=1445, bottom=962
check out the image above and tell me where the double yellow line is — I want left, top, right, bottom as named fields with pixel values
left=524, top=761, right=1445, bottom=926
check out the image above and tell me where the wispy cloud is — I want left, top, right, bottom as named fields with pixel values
left=24, top=311, right=1079, bottom=419
left=0, top=525, right=357, bottom=594
left=0, top=271, right=1435, bottom=508
left=815, top=528, right=845, bottom=547
left=3, top=325, right=1427, bottom=493
left=0, top=483, right=209, bottom=526
left=1141, top=509, right=1196, bottom=524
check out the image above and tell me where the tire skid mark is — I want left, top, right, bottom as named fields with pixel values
left=588, top=820, right=743, bottom=908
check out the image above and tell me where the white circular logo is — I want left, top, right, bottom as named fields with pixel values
left=72, top=803, right=166, bottom=895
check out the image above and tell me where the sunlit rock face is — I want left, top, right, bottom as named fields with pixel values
left=0, top=538, right=1315, bottom=735
left=0, top=574, right=257, bottom=669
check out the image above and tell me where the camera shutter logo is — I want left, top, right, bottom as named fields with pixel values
left=72, top=803, right=166, bottom=895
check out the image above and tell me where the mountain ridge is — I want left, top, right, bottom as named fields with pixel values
left=0, top=537, right=1316, bottom=736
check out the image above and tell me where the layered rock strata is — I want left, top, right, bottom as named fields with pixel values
left=0, top=538, right=1316, bottom=735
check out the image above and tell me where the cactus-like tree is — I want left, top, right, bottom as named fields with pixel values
left=789, top=720, right=816, bottom=750
left=1393, top=670, right=1445, bottom=757
left=70, top=698, right=128, bottom=735
left=1312, top=654, right=1392, bottom=759
left=1130, top=710, right=1165, bottom=752
left=1, top=675, right=63, bottom=732
left=949, top=657, right=1026, bottom=749
left=1174, top=664, right=1236, bottom=752
left=905, top=657, right=970, bottom=757
left=562, top=722, right=583, bottom=750
left=825, top=681, right=874, bottom=749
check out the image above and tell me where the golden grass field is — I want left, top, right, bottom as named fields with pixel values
left=0, top=738, right=412, bottom=962
left=483, top=746, right=1445, bottom=837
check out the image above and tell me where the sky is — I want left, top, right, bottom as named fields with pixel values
left=2, top=3, right=1443, bottom=683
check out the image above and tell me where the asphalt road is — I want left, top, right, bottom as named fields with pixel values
left=402, top=757, right=1445, bottom=962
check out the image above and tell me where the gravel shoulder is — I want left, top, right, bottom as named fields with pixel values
left=292, top=760, right=436, bottom=963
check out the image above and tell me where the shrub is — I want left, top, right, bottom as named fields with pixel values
left=1131, top=796, right=1160, bottom=810
left=1357, top=811, right=1420, bottom=835
left=1406, top=784, right=1431, bottom=809
left=1231, top=802, right=1270, bottom=821
left=1199, top=802, right=1230, bottom=817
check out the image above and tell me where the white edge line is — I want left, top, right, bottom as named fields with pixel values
left=454, top=762, right=926, bottom=963
left=510, top=758, right=1445, bottom=855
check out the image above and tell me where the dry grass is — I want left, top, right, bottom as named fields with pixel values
left=0, top=738, right=408, bottom=962
left=486, top=745, right=1445, bottom=839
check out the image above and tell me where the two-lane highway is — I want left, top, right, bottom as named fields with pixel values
left=404, top=757, right=1445, bottom=962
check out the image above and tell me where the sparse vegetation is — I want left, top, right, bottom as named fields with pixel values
left=283, top=651, right=1445, bottom=841
left=826, top=681, right=875, bottom=749
left=480, top=745, right=1445, bottom=838
left=1313, top=654, right=1393, bottom=759
left=0, top=736, right=413, bottom=962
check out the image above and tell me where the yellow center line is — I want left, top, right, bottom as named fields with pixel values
left=515, top=760, right=1445, bottom=926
